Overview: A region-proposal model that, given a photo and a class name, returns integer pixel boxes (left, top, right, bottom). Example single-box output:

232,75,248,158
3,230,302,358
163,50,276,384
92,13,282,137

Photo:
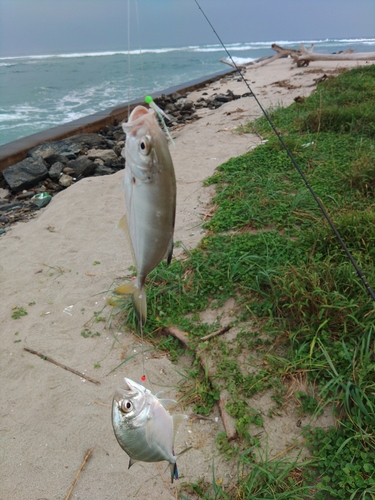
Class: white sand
0,58,370,499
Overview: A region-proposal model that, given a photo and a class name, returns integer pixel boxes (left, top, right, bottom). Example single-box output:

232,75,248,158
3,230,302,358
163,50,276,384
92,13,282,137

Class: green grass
11,306,28,319
109,65,375,499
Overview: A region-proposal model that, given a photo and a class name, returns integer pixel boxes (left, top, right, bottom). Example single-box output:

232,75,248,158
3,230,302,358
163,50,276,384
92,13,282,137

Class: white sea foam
228,56,256,65
1,37,374,146
1,38,374,62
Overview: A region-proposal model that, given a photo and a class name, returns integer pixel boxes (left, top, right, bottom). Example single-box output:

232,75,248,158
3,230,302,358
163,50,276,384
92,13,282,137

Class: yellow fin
114,281,147,325
106,297,121,307
117,214,128,233
114,282,136,295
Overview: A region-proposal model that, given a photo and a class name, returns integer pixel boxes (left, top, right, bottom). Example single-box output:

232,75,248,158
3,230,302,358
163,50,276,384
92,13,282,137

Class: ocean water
1,38,374,146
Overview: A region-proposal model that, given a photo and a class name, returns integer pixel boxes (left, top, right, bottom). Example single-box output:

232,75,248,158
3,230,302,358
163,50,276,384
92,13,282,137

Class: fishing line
126,0,147,381
134,0,147,382
134,0,146,98
193,0,375,303
126,0,131,114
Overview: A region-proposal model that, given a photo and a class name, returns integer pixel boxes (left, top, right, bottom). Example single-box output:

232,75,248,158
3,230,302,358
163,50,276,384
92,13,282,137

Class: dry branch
163,326,238,440
219,58,246,70
200,325,231,341
24,347,100,385
65,449,93,500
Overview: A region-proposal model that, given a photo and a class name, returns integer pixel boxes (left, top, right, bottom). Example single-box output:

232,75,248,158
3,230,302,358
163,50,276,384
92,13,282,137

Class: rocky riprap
0,131,126,233
0,86,244,234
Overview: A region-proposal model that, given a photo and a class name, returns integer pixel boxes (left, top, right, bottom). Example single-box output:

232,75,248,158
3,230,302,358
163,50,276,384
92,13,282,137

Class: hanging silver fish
112,377,186,483
114,105,176,325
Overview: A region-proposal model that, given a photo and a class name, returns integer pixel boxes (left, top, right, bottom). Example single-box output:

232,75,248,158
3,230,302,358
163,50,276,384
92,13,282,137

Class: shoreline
1,58,372,499
0,68,234,171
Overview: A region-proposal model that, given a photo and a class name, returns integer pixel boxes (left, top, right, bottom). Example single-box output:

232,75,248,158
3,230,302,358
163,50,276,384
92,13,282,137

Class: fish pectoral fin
106,297,121,307
114,282,147,325
117,214,128,233
114,282,137,295
128,457,138,469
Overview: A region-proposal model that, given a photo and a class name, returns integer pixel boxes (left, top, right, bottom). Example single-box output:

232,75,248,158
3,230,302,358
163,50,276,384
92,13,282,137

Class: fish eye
139,136,151,156
120,400,133,413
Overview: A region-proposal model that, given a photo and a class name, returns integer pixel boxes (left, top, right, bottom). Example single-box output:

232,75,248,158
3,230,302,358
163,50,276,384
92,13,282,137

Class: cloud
1,0,374,56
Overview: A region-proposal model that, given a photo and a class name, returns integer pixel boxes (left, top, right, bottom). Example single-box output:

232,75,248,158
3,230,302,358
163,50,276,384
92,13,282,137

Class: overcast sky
0,0,374,57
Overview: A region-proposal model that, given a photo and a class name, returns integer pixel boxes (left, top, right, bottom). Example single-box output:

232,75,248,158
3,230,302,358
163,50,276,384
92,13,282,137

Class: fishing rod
193,0,375,304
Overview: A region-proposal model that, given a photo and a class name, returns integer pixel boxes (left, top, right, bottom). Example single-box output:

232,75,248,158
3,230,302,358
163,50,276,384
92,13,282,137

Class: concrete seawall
0,68,234,172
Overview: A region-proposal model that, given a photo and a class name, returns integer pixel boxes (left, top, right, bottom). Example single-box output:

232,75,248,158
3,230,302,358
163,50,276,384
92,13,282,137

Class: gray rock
68,133,107,149
113,144,124,157
17,191,35,200
68,156,96,177
165,103,178,113
62,166,75,176
3,157,49,192
94,165,115,176
28,141,81,161
59,174,74,188
0,188,11,200
28,134,107,162
44,153,69,166
0,201,25,213
112,130,125,141
215,94,232,103
87,149,118,164
175,98,194,111
49,161,64,180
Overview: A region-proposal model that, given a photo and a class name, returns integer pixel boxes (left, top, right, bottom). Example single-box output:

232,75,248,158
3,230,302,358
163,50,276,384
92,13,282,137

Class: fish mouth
113,378,144,403
122,378,134,391
123,377,147,394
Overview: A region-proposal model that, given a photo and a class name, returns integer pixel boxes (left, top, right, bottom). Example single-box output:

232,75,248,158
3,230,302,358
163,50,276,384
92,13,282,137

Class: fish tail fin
114,281,147,325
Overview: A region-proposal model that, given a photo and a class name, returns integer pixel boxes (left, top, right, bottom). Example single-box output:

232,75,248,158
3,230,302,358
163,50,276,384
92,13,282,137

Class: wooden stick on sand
200,325,231,341
24,347,100,385
65,449,93,500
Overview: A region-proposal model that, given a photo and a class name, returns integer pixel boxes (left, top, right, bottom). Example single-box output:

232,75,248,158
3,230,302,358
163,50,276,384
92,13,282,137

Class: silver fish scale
112,378,176,468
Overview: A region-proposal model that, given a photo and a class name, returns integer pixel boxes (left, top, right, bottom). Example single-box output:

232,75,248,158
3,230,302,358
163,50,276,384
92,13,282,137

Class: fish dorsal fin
158,398,177,410
172,414,188,443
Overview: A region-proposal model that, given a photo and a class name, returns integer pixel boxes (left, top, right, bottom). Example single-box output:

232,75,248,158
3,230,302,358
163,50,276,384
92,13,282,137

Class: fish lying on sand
114,105,176,324
112,377,186,483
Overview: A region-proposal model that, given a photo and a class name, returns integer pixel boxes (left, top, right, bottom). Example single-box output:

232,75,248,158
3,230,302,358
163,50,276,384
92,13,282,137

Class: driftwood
291,43,375,67
219,58,246,70
220,42,375,69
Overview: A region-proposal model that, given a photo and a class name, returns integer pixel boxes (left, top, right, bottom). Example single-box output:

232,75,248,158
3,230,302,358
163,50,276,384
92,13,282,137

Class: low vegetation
110,65,375,499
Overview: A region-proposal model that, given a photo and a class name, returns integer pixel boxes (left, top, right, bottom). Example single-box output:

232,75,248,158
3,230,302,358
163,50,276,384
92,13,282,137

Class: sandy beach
0,58,370,500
